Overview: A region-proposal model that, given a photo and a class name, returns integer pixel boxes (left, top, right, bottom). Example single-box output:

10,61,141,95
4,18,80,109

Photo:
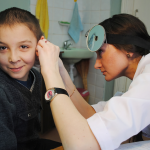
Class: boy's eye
0,46,7,51
21,45,28,49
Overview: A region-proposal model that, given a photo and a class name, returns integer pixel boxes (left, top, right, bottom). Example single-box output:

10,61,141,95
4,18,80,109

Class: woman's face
94,44,129,81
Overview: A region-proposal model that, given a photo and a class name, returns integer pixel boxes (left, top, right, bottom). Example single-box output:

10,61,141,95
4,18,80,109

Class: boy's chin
11,76,28,81
7,72,29,81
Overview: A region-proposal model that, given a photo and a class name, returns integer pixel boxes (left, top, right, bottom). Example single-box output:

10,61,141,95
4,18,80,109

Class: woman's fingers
36,38,61,73
38,38,51,48
37,37,60,55
38,38,60,54
58,57,64,69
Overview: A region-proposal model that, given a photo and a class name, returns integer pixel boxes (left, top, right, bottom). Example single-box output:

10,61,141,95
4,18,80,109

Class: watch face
45,89,55,100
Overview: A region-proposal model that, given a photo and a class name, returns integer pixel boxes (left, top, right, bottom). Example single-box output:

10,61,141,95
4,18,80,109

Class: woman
37,14,150,150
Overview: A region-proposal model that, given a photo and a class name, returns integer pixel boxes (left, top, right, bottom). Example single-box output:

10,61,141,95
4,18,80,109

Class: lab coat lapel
133,53,150,80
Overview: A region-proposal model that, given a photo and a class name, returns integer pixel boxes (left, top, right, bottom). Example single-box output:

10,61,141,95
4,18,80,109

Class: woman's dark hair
99,14,150,56
0,7,43,41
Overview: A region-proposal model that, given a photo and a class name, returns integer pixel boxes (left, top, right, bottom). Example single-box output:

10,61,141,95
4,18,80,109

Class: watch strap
45,87,69,103
55,88,69,96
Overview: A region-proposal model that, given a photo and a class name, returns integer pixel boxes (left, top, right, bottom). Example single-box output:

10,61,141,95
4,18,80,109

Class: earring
127,53,130,58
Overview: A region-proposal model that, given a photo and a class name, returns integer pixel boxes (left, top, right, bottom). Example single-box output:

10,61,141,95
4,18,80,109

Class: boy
0,7,61,150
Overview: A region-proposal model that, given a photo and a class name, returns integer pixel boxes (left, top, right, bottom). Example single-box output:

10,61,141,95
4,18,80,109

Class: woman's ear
129,52,134,57
127,52,134,58
36,36,44,56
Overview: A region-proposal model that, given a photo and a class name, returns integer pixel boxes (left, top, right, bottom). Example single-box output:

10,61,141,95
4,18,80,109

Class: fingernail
45,41,47,43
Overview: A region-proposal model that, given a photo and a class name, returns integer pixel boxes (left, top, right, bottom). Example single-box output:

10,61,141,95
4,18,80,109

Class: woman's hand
36,37,67,90
58,57,66,73
36,37,70,86
36,37,60,75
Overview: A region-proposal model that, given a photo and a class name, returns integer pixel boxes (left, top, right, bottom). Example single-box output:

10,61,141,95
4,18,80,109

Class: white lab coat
87,53,150,150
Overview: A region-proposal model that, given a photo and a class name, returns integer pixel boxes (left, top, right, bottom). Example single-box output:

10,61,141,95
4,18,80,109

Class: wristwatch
45,87,69,103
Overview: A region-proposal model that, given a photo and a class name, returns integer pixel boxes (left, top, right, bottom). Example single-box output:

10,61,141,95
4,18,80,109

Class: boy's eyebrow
18,40,32,44
0,40,32,44
0,41,5,44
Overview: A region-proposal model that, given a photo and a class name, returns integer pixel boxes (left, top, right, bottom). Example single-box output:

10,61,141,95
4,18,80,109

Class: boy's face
0,24,37,81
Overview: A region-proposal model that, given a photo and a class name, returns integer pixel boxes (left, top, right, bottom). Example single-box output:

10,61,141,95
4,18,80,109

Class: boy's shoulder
0,69,13,84
31,67,43,89
0,72,16,103
31,67,41,75
0,69,16,93
31,67,42,81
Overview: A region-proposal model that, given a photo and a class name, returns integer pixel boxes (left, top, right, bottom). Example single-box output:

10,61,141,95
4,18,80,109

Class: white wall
30,0,110,105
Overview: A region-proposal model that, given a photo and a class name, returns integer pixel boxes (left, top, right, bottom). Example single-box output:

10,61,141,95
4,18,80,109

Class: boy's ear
35,49,39,57
34,52,40,66
40,36,44,40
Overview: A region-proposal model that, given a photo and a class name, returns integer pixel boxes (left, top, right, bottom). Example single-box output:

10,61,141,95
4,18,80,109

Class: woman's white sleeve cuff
87,113,114,150
92,101,107,112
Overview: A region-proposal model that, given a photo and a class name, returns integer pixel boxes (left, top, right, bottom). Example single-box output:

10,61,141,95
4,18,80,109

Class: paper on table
115,141,150,150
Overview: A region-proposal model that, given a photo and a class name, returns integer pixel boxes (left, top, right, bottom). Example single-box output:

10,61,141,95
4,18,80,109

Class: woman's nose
94,58,102,69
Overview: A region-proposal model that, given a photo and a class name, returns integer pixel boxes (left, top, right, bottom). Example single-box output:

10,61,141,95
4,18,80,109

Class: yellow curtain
75,59,90,102
36,0,49,38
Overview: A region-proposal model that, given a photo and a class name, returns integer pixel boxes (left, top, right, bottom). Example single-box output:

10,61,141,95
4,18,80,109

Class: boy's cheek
0,58,7,66
22,52,36,64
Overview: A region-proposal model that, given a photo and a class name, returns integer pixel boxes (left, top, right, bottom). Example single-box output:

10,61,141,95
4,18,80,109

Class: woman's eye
98,50,103,57
21,45,28,49
99,50,102,55
0,46,7,51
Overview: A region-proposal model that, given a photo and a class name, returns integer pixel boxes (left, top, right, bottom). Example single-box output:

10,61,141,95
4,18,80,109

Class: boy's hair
0,7,43,41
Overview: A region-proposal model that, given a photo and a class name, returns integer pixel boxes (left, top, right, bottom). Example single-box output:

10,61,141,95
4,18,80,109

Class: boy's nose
9,51,20,63
94,58,102,69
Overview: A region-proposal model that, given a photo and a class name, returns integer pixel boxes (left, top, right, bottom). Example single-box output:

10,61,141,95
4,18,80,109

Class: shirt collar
133,53,150,80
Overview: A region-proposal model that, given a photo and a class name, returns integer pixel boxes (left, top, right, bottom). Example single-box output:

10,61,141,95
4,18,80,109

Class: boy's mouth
9,66,24,72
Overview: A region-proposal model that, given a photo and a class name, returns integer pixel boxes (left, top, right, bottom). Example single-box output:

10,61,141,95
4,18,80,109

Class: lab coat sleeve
91,92,124,113
87,65,150,150
92,101,107,112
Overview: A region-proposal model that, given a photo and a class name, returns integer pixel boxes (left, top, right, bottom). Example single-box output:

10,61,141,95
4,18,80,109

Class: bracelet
70,85,76,97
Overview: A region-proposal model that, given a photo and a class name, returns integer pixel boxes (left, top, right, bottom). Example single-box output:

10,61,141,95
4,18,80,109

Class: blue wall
0,0,30,12
110,0,122,17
